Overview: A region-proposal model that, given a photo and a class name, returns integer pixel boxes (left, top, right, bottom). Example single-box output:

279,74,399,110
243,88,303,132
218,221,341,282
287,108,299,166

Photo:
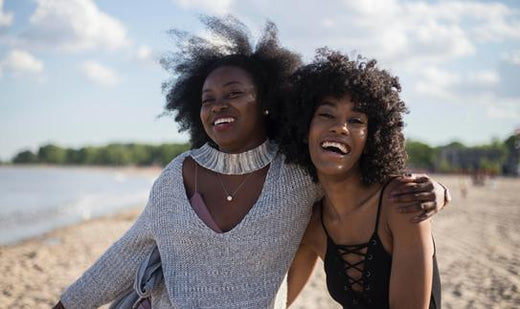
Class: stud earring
263,109,269,116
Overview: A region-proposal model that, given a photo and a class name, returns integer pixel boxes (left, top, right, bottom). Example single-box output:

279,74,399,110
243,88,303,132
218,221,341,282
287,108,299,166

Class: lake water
0,166,159,245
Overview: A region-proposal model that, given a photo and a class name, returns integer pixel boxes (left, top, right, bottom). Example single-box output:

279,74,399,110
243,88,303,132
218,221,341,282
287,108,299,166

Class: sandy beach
1,174,518,308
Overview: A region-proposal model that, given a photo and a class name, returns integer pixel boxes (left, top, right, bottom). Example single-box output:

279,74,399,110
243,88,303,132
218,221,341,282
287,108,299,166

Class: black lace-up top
321,182,441,309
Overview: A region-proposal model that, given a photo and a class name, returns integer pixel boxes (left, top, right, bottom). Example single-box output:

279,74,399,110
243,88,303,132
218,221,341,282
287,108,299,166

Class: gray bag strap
109,245,163,309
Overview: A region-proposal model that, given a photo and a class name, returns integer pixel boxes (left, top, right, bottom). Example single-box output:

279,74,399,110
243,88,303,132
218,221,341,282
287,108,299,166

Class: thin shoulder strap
374,177,399,233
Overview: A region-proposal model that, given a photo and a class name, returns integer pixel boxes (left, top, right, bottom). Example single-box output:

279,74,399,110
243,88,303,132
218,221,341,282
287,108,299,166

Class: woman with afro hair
54,17,447,309
284,49,442,308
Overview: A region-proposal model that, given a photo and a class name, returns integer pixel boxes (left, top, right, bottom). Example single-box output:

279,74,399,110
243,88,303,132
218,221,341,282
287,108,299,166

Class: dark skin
182,157,268,232
187,65,270,231
288,95,436,308
54,66,447,308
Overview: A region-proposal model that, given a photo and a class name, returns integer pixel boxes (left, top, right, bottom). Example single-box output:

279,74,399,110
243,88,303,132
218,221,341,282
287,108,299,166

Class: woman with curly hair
54,17,446,309
284,49,441,308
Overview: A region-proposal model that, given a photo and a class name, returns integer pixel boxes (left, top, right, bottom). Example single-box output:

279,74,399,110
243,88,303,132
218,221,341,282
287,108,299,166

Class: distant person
53,17,449,309
284,49,442,308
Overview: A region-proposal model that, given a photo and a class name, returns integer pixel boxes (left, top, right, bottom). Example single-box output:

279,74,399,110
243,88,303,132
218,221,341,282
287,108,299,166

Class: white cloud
80,61,120,86
175,0,233,14
502,50,520,65
136,45,152,61
413,66,461,99
0,0,13,27
228,0,518,68
21,0,129,52
467,70,500,86
1,49,44,74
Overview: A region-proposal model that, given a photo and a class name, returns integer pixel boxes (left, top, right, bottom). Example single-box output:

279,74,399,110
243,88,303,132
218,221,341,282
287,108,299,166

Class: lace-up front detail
333,241,370,293
320,199,389,308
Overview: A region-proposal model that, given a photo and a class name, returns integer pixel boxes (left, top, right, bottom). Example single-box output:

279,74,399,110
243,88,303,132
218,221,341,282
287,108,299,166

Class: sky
1,0,519,161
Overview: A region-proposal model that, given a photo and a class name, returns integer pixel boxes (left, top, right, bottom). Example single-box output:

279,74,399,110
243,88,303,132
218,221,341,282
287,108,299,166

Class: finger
420,201,438,212
392,181,434,196
391,192,435,203
410,175,431,183
397,201,437,214
411,209,436,223
396,201,423,213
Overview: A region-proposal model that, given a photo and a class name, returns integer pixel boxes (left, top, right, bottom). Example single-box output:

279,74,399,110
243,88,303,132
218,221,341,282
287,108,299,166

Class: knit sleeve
60,189,157,308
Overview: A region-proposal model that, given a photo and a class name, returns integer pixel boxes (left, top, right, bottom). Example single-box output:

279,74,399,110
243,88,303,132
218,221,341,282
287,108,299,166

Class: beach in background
0,171,518,308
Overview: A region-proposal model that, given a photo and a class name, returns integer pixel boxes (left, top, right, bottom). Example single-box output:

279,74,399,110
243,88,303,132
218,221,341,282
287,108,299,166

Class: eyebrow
318,101,336,108
318,101,366,115
202,81,243,93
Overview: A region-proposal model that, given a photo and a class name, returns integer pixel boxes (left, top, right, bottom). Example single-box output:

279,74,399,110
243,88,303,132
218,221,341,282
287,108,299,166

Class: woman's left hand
390,174,451,223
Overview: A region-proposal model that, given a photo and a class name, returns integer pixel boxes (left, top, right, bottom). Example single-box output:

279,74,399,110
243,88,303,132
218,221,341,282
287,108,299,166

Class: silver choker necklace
190,140,278,175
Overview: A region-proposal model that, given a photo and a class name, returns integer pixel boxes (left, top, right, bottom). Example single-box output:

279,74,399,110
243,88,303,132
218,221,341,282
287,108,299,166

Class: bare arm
287,242,319,307
287,204,325,307
386,194,435,309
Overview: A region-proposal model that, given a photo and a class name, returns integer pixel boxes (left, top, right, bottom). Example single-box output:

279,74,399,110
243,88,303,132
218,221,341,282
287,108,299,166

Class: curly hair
161,15,302,148
278,48,408,185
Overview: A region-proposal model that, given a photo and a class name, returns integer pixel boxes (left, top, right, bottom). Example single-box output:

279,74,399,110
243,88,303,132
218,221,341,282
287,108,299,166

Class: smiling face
308,94,368,180
200,65,267,153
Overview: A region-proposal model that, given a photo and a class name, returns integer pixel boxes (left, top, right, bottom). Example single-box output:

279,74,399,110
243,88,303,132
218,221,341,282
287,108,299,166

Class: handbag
109,245,163,309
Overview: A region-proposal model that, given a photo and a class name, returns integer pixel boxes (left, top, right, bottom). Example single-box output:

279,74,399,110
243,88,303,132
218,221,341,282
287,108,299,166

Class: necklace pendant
226,195,233,202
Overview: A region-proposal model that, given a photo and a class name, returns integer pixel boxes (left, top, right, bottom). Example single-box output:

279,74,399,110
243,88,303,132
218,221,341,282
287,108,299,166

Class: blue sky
1,0,519,161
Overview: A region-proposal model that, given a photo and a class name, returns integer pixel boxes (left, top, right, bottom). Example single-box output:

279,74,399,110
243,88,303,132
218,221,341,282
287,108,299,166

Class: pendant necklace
216,172,255,202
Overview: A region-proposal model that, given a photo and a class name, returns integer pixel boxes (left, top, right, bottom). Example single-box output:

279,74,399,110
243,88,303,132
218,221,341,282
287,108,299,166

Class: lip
318,137,351,157
212,115,236,132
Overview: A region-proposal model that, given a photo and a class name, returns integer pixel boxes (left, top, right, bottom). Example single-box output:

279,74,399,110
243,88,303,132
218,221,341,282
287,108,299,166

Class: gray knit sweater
61,150,321,309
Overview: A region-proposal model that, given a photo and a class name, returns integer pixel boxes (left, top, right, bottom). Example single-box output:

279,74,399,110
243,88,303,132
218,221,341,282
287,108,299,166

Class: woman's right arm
287,242,319,306
59,192,157,308
287,204,324,307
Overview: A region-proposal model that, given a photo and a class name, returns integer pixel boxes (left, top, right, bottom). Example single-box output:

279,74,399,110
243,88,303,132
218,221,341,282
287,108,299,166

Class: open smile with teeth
321,141,350,155
213,117,235,126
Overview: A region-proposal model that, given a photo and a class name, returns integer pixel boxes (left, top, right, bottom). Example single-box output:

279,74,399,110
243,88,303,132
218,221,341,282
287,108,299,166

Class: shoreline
1,175,519,308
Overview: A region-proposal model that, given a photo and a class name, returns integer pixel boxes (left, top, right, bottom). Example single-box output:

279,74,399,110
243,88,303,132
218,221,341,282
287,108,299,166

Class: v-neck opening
179,153,275,236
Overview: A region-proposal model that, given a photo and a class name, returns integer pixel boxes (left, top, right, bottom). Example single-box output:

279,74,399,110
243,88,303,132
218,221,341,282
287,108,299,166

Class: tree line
406,131,519,175
11,143,190,167
8,131,520,175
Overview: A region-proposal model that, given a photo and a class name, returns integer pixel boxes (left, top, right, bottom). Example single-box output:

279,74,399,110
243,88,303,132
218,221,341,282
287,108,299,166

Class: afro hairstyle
161,15,302,148
277,48,408,185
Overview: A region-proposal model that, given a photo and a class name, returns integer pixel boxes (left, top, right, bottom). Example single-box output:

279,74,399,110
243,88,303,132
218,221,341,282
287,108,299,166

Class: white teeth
214,117,235,125
321,141,349,155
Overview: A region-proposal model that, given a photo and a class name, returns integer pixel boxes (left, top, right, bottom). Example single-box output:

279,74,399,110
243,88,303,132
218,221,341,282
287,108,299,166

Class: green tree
37,144,67,164
77,147,100,165
98,144,132,165
13,150,38,163
128,144,154,165
406,140,435,170
154,143,190,166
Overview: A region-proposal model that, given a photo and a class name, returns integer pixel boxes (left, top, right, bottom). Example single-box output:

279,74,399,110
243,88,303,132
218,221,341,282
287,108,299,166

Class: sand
1,175,519,308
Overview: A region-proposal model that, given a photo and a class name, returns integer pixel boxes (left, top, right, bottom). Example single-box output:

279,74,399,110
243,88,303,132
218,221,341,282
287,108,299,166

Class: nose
330,120,350,135
211,97,229,113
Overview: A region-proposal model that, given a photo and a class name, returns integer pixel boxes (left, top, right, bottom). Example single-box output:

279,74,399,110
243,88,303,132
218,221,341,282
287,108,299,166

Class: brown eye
318,112,333,119
202,98,214,105
227,91,243,98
